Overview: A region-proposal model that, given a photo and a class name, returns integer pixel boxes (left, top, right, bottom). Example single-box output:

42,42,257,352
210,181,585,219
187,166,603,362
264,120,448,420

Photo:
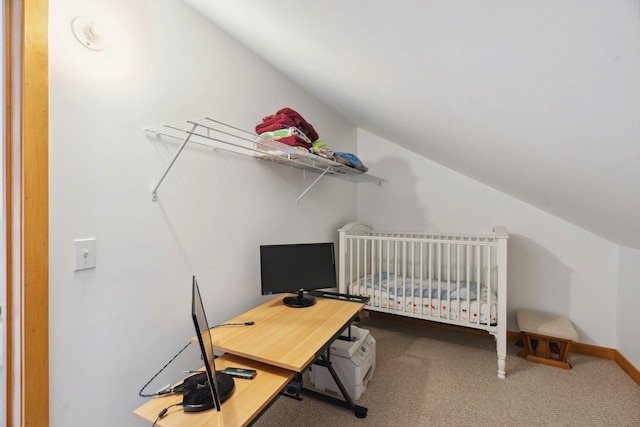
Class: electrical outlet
74,238,96,271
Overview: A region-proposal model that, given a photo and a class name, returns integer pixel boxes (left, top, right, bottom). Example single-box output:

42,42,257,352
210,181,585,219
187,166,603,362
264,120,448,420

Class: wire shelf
145,118,385,201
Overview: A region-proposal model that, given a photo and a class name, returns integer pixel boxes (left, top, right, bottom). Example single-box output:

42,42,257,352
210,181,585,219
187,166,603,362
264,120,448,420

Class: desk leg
281,373,303,401
302,352,367,418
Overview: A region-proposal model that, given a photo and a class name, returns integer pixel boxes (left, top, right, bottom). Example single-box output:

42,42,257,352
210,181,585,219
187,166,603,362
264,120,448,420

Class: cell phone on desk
221,367,257,379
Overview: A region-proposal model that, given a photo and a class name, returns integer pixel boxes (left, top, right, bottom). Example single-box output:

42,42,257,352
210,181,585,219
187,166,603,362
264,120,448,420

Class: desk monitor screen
189,276,235,412
260,242,336,308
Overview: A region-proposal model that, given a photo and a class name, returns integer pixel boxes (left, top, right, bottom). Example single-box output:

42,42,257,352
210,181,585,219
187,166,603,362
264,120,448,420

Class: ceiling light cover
71,17,106,51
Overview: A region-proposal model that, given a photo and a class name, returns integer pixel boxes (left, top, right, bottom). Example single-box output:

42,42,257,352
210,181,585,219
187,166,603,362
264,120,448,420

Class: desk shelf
146,118,385,201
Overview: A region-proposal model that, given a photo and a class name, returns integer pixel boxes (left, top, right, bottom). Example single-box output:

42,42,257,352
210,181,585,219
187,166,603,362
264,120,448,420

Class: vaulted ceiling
185,0,640,249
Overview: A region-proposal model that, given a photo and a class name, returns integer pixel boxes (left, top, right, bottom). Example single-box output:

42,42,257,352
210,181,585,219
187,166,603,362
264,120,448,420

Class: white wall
617,247,640,369
357,129,620,347
47,2,638,426
49,1,359,426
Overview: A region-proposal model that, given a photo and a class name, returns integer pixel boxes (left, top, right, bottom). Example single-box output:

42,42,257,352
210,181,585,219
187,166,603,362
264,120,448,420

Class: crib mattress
348,273,498,325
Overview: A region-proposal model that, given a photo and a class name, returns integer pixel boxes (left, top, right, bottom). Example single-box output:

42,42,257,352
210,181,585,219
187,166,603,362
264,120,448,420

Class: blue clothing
333,152,364,168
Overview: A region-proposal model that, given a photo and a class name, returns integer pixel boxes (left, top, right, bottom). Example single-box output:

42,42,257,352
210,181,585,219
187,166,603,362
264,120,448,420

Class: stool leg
557,340,572,364
517,332,532,359
536,337,549,358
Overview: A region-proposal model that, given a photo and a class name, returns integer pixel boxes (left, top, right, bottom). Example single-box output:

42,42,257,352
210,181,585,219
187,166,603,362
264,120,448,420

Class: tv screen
189,276,234,411
260,242,336,307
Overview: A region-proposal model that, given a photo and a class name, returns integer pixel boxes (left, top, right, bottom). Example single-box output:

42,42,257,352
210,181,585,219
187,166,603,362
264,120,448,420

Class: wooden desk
208,295,366,372
134,353,293,427
206,294,369,419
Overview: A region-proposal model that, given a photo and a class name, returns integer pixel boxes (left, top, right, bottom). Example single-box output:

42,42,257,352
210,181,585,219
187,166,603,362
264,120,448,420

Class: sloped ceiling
185,0,640,249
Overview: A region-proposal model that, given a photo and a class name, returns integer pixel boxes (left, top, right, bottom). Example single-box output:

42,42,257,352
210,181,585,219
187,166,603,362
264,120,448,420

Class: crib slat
485,244,491,324
465,244,471,325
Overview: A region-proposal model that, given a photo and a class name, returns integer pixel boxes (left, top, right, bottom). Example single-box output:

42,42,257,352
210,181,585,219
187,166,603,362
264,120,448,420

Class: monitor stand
183,372,235,412
283,290,316,308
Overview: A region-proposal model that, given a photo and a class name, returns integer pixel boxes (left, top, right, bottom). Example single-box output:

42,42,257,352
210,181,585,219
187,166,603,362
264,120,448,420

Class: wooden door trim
5,1,49,425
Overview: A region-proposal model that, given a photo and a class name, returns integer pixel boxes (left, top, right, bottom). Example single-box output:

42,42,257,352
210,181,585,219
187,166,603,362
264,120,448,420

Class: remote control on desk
221,367,256,379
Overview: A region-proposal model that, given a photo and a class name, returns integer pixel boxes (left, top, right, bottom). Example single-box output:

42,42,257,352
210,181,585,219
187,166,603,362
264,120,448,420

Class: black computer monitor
260,242,337,307
188,276,235,412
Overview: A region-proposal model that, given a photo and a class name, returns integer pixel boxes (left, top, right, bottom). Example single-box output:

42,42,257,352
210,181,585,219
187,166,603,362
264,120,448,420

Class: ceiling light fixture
71,17,106,51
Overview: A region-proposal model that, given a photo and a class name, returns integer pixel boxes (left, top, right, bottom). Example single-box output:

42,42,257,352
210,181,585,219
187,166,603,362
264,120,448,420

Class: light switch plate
74,238,96,271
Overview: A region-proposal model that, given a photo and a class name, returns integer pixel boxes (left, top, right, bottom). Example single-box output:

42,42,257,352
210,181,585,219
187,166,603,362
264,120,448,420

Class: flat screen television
260,242,337,308
187,276,235,412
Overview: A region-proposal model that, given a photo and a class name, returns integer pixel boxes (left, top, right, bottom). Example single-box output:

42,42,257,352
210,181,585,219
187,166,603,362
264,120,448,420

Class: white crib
338,222,509,378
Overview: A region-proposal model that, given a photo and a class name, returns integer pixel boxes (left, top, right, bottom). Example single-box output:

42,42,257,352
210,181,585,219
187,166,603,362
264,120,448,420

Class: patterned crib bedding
348,272,498,325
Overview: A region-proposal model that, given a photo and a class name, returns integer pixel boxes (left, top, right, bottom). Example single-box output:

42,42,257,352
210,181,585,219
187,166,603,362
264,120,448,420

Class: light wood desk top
134,353,293,427
205,295,366,372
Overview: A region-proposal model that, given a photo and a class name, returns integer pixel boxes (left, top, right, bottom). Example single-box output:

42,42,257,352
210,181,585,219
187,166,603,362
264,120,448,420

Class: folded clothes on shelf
334,152,368,173
255,107,319,142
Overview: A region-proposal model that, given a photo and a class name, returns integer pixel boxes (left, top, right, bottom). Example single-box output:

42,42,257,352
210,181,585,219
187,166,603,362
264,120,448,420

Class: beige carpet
253,314,640,427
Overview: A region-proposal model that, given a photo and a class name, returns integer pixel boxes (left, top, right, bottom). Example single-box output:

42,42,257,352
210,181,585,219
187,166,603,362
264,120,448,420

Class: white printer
309,325,376,400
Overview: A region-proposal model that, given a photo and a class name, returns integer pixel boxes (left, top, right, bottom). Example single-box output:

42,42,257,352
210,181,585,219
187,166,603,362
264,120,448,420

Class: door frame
4,1,49,426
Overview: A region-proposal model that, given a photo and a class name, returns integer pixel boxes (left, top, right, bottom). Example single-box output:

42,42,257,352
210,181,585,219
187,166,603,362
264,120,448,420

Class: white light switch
74,238,96,271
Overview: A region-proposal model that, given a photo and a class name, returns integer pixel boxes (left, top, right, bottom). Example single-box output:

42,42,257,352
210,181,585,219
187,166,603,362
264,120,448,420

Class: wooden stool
516,309,578,369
